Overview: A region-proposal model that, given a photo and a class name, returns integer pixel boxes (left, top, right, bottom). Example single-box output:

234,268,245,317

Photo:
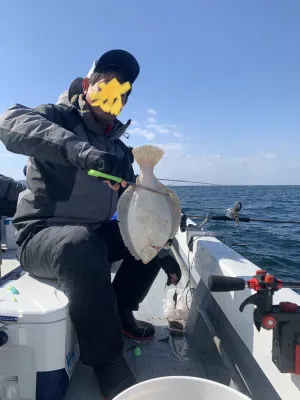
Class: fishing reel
180,201,244,232
209,271,300,375
226,201,243,226
181,201,300,229
179,202,247,251
180,212,232,251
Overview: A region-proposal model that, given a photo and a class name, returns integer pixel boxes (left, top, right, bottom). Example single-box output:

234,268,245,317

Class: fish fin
117,186,141,261
141,246,158,264
132,145,164,168
159,182,182,239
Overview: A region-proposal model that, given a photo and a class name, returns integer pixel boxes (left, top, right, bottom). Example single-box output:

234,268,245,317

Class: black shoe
119,309,155,340
93,354,136,400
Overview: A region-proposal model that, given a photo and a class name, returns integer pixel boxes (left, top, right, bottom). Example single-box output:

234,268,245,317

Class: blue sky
1,0,300,184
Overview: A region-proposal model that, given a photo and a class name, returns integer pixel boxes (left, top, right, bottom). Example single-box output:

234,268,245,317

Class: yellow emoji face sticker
89,78,131,116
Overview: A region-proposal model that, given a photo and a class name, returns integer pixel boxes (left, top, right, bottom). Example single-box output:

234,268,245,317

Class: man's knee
59,225,92,244
53,225,109,282
56,225,105,258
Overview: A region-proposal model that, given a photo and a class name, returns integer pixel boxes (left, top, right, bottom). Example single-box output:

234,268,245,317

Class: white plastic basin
113,376,250,400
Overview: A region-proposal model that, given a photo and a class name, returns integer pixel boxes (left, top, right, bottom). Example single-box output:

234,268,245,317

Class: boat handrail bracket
208,271,300,375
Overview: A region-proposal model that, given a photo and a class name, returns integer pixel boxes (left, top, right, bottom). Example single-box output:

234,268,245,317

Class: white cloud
145,124,170,134
228,152,276,164
228,156,252,163
147,108,157,115
124,111,295,184
258,152,276,160
144,133,156,140
145,124,157,130
152,142,185,152
162,124,176,129
128,127,155,141
145,120,180,137
130,143,298,185
157,127,170,134
128,110,182,141
147,117,157,124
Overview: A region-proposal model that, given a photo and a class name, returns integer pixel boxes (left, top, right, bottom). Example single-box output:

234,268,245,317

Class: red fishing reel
208,271,300,375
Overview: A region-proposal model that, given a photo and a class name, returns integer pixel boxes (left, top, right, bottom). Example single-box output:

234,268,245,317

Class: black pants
18,221,161,366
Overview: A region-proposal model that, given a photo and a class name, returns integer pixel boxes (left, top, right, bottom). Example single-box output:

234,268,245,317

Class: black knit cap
93,49,140,84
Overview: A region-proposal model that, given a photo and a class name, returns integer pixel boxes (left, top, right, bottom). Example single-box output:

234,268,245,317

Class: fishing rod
88,169,169,197
188,214,300,225
181,201,300,230
88,169,221,190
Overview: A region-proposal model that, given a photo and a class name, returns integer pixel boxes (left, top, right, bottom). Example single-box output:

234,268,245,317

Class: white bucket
112,376,250,400
4,218,17,250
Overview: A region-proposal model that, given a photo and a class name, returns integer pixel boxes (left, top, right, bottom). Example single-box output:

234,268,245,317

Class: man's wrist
157,248,171,260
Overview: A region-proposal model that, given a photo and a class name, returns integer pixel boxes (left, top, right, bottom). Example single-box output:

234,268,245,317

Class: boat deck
1,246,231,399
64,266,230,399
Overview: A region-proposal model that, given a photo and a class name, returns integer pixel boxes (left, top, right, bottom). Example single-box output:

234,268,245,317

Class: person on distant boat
0,49,181,399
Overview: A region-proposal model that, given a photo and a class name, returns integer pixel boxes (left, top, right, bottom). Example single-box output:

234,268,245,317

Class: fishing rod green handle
88,169,123,183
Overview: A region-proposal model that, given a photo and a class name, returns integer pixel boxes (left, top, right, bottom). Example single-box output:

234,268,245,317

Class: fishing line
158,178,222,186
125,275,168,347
173,235,201,311
185,236,201,309
167,182,177,187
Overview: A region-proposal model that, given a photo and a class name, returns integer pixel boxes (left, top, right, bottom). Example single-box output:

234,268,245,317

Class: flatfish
117,145,181,264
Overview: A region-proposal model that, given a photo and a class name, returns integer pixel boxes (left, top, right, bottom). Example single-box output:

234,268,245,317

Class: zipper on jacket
103,140,116,222
87,112,125,222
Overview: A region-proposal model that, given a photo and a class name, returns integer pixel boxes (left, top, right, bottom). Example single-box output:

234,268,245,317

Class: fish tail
132,145,164,168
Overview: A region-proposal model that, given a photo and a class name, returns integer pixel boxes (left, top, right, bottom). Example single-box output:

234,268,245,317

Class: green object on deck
88,169,123,183
7,286,19,302
8,286,19,295
134,346,141,357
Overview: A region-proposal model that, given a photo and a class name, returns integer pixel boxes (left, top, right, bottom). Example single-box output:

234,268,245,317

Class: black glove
158,254,182,286
86,150,130,183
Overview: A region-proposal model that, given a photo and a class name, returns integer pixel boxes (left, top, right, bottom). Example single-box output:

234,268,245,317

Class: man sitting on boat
0,49,182,399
